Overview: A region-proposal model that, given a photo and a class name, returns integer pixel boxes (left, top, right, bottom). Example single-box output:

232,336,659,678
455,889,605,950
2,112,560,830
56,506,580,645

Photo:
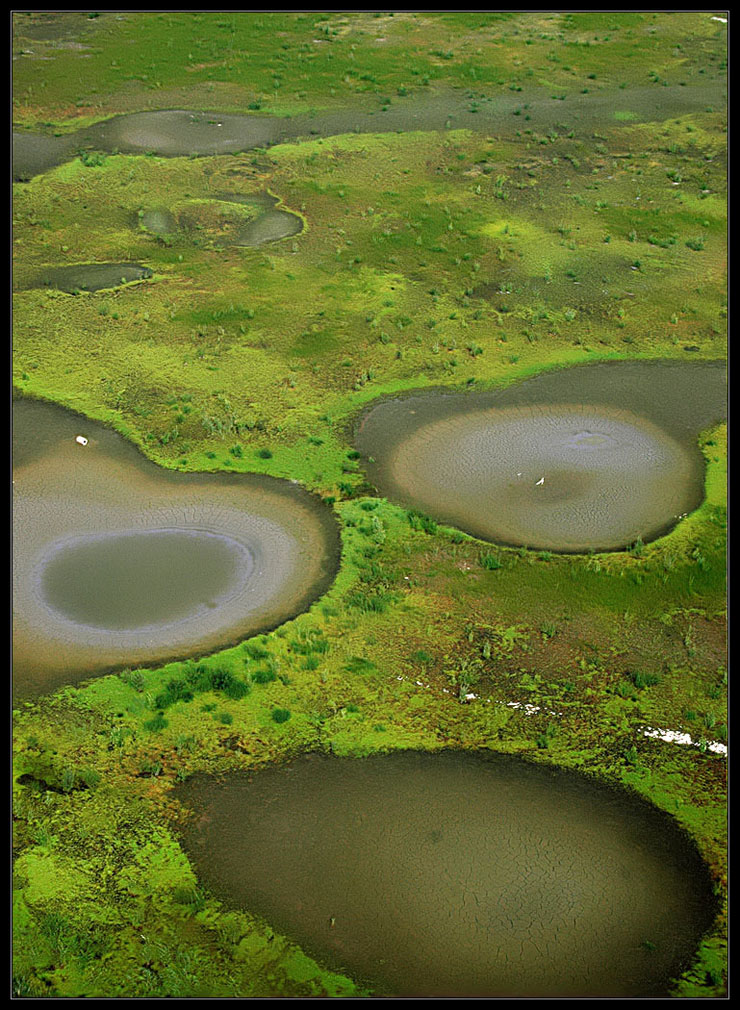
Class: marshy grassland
12,12,726,998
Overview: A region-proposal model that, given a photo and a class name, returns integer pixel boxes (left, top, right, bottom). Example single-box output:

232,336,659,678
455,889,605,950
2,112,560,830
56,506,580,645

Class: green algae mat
12,11,726,999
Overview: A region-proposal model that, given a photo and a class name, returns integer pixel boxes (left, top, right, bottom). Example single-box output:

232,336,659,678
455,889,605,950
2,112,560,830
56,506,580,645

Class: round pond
355,360,726,552
175,750,718,998
12,397,340,697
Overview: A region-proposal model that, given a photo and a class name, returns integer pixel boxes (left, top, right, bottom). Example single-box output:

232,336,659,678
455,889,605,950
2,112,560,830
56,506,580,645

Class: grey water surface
355,360,727,552
12,397,340,697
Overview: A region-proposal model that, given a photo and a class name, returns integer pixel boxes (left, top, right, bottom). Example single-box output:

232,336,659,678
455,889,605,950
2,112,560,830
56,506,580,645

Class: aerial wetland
12,11,726,1001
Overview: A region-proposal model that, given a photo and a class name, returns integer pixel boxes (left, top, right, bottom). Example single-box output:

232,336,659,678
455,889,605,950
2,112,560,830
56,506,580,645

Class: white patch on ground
643,725,727,756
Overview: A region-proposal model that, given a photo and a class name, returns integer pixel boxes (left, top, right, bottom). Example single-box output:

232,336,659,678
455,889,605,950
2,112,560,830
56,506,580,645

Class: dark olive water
12,397,340,698
18,262,152,293
140,209,177,235
355,360,727,552
12,80,725,180
39,529,252,630
233,208,303,247
175,750,718,998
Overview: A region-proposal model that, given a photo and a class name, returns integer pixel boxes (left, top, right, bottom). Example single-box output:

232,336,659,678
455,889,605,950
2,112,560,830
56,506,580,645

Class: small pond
175,750,718,998
19,262,152,293
140,209,177,236
233,208,303,247
12,397,340,698
355,360,726,552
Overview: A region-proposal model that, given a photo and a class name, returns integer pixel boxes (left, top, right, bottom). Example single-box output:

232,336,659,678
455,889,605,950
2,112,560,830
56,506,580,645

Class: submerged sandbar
356,360,727,552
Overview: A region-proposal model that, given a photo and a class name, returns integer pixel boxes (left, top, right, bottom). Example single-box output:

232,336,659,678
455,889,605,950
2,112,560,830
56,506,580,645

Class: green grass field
12,11,726,999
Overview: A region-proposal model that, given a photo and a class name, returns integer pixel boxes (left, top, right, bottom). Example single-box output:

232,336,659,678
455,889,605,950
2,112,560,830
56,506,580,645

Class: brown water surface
175,750,718,998
12,80,725,180
355,360,726,552
12,397,340,698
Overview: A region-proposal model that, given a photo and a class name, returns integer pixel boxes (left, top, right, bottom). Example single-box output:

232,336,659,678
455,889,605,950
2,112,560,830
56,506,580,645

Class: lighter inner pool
387,404,694,551
356,361,727,553
38,528,252,630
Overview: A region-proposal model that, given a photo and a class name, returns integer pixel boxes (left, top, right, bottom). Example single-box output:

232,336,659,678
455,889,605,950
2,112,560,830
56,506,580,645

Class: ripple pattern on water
12,398,340,697
388,404,694,551
356,361,727,552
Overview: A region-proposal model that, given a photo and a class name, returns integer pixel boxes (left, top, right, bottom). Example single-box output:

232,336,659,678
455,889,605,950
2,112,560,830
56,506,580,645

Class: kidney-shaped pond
175,750,718,998
12,398,340,698
356,360,727,552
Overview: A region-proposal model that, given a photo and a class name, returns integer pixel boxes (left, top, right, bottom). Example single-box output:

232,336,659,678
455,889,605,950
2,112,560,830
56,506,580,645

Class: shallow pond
12,80,724,180
175,750,718,998
19,262,152,293
233,208,303,247
140,209,177,236
355,360,726,552
39,529,252,630
12,398,340,698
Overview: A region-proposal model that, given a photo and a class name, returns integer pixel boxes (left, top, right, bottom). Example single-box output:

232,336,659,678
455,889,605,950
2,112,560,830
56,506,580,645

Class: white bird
535,477,545,486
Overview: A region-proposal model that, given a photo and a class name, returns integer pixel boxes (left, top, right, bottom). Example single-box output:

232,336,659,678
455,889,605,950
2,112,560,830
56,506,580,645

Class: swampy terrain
12,11,726,1000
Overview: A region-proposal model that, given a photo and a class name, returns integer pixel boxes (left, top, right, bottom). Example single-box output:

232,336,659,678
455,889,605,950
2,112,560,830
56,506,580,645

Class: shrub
244,641,270,660
144,711,169,732
155,678,194,709
271,708,291,723
630,670,660,689
345,588,397,613
407,509,438,534
480,551,502,570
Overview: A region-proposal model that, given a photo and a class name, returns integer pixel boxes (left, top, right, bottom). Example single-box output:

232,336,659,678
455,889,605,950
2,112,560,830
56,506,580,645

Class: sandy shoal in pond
176,750,718,998
386,403,696,551
12,403,338,697
356,360,727,553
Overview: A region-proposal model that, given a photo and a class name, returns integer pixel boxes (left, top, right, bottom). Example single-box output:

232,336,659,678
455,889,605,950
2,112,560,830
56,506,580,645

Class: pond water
12,397,340,698
19,262,152,293
233,208,303,247
355,360,726,552
12,79,724,180
140,209,177,235
175,750,718,998
39,528,252,630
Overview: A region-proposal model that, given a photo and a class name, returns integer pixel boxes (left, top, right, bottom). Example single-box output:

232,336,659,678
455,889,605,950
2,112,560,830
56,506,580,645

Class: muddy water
355,360,726,552
140,209,177,235
12,398,340,698
12,79,725,180
212,192,303,246
233,208,303,247
19,262,152,293
175,750,718,998
40,529,252,630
